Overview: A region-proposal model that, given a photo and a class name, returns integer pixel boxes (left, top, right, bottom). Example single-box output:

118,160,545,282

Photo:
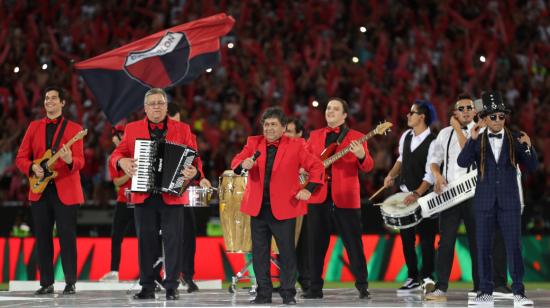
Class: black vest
399,131,435,191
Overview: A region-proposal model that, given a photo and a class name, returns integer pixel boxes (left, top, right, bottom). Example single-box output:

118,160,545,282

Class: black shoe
301,289,323,299
166,288,179,300
133,288,155,299
185,279,199,293
359,287,370,299
62,284,75,295
250,295,272,304
35,285,54,295
282,296,297,305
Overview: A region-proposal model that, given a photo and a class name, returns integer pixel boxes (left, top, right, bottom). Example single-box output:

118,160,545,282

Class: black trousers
110,202,135,271
181,206,196,280
400,215,438,281
435,199,478,291
31,184,78,287
295,214,310,290
251,205,297,299
307,200,368,292
134,195,183,290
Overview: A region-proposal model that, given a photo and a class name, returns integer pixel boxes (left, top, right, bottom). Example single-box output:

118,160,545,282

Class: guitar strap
51,118,68,154
336,126,349,145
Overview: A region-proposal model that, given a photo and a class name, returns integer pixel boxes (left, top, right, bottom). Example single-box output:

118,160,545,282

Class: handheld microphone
523,142,531,155
233,151,261,175
520,133,531,156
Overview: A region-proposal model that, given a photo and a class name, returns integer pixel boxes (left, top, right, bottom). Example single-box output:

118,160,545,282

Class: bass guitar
29,129,88,194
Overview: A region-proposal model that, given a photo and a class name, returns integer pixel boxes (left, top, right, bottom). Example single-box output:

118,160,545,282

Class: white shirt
428,121,475,183
397,128,435,192
487,129,505,162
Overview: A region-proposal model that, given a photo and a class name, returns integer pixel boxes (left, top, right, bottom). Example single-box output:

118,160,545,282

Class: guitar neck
45,137,80,168
323,131,375,167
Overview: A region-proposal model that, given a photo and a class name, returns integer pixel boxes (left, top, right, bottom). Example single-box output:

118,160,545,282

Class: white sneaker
424,288,447,301
99,271,119,282
513,294,534,306
468,293,494,306
422,277,436,293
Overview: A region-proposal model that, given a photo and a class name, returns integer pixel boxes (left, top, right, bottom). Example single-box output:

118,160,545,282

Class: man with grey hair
110,88,201,300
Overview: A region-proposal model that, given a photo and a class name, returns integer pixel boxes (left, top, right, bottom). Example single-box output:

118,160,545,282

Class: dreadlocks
479,127,517,180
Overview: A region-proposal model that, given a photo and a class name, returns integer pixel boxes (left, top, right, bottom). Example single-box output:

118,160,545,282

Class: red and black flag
75,13,235,124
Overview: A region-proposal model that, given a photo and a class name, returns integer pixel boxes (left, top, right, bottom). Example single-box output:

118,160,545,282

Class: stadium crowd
0,0,548,233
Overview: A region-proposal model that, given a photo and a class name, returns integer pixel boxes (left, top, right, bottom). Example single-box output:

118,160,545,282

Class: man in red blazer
303,97,374,300
110,88,200,300
15,86,85,295
231,107,324,305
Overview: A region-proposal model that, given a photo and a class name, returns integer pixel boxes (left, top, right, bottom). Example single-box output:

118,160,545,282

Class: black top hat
477,91,510,117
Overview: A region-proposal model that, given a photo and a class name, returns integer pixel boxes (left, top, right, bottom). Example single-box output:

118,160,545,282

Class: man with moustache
111,88,199,300
459,92,538,306
231,107,324,305
303,98,374,300
16,86,85,295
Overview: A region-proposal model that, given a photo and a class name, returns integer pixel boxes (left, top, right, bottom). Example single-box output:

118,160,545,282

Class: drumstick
369,186,387,201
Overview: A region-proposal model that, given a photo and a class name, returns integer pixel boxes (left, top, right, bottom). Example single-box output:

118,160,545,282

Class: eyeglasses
488,114,506,121
457,106,474,112
146,101,167,107
408,111,420,116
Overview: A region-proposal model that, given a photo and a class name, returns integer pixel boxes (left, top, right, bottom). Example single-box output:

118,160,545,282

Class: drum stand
127,231,166,294
228,253,280,295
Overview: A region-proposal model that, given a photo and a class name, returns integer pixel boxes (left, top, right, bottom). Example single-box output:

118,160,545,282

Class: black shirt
259,144,278,219
45,118,62,150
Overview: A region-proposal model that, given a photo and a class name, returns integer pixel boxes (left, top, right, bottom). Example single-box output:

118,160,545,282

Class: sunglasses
408,111,420,116
457,106,474,112
488,114,506,121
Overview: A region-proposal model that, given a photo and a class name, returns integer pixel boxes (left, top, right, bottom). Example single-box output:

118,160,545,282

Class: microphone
233,151,261,175
523,142,531,155
520,133,531,156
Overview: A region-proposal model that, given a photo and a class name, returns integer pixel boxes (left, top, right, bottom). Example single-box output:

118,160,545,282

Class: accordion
131,139,197,196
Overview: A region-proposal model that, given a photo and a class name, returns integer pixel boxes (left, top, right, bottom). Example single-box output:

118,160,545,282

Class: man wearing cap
458,91,538,306
384,100,437,294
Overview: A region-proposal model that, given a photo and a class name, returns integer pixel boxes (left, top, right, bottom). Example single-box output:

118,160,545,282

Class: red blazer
306,127,374,209
231,135,324,220
109,117,205,205
108,156,131,203
15,117,85,205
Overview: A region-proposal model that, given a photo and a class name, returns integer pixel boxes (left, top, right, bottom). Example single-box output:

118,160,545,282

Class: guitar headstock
374,121,393,135
73,129,88,141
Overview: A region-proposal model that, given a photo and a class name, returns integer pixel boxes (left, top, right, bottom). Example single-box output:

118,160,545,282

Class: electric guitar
300,121,392,184
29,129,88,194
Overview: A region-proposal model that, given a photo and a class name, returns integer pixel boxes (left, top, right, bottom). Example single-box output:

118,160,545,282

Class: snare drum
219,170,252,253
378,192,423,229
187,186,215,207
